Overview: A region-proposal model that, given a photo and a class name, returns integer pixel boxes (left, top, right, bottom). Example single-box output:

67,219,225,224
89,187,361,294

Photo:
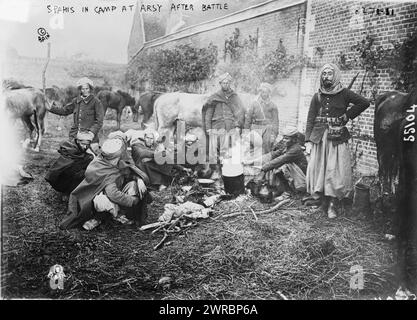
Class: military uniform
49,95,104,143
244,97,279,153
203,89,245,163
305,65,370,204
305,88,369,146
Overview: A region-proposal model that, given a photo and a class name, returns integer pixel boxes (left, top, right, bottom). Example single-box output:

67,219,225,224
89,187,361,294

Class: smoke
0,71,25,186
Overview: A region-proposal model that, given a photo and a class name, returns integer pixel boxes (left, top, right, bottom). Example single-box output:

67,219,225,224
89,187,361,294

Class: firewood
221,199,293,219
140,221,169,231
153,232,169,251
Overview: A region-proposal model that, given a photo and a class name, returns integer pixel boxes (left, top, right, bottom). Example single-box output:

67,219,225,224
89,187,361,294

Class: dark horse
132,91,161,128
96,90,136,130
374,88,417,293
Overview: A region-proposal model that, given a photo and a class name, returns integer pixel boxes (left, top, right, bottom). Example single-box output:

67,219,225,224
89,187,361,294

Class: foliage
336,33,417,94
262,43,312,82
383,32,417,92
220,32,312,93
127,43,218,91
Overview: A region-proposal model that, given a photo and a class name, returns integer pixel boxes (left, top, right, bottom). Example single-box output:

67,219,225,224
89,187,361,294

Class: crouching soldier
129,129,191,191
59,137,151,230
258,126,308,200
45,130,95,200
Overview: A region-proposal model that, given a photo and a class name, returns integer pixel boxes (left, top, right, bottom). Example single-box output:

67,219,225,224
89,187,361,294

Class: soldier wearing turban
46,77,104,152
59,135,151,230
128,128,189,191
244,82,279,154
304,63,370,218
45,129,95,197
257,125,307,199
202,72,245,175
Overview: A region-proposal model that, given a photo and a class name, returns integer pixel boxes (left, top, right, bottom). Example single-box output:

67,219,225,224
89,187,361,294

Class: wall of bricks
128,0,417,175
300,0,417,174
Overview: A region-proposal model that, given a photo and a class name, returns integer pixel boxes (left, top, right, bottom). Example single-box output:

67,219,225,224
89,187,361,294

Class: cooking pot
221,160,244,196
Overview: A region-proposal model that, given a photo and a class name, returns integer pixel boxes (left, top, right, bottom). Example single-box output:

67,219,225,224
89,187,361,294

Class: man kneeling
45,130,95,199
259,126,307,200
59,137,150,230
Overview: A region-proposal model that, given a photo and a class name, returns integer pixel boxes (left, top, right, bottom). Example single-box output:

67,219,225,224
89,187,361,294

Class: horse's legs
116,109,122,130
21,115,34,147
34,131,42,152
39,112,46,135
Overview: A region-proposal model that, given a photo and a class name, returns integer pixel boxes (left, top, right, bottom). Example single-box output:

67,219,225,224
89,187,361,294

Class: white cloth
76,77,93,88
306,129,352,199
93,192,119,217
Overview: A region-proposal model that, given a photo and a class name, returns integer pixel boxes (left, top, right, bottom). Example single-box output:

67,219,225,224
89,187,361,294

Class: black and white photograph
0,0,416,304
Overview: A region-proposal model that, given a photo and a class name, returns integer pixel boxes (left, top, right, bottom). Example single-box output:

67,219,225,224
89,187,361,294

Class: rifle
347,72,360,90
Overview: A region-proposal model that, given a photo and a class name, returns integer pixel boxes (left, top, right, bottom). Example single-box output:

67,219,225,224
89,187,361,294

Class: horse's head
117,90,136,107
44,87,66,109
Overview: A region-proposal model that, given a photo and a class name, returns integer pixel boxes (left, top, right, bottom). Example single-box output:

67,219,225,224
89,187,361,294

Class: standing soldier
305,63,370,218
202,73,245,173
244,82,279,154
46,77,104,153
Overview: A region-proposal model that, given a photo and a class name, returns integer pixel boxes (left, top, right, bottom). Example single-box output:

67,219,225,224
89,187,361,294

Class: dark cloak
201,89,245,133
45,140,94,194
59,156,149,229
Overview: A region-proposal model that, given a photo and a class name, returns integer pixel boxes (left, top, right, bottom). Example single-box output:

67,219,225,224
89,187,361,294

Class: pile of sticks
140,215,198,250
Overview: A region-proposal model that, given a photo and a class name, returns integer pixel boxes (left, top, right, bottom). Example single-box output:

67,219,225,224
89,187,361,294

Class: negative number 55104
403,104,416,142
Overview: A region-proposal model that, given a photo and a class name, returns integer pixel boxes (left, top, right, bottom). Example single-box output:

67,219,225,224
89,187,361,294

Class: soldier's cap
218,72,232,83
282,126,298,137
101,138,124,160
259,82,273,92
107,130,127,143
144,129,159,141
185,134,198,144
76,77,94,88
76,130,94,142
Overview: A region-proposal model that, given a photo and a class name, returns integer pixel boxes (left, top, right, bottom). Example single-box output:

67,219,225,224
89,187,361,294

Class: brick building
127,0,417,174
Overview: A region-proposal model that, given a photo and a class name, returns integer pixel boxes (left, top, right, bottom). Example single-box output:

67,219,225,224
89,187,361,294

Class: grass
1,114,398,299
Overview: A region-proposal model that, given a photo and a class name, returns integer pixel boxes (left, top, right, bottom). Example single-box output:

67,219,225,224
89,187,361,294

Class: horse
131,91,162,128
3,87,47,151
374,88,417,293
96,90,136,130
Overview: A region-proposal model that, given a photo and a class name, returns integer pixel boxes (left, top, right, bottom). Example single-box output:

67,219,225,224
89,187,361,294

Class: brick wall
300,0,417,174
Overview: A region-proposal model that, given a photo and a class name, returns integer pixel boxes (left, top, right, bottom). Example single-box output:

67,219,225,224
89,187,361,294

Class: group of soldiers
201,63,369,218
45,62,370,230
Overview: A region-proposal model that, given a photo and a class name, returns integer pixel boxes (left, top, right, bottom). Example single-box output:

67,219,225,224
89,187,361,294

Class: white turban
259,82,273,92
144,129,159,141
218,72,232,83
185,134,198,144
76,130,94,142
107,130,127,143
282,126,298,137
101,139,124,160
76,77,94,88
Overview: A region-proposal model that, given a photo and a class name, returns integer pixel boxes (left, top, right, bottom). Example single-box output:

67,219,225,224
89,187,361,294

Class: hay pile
156,196,395,299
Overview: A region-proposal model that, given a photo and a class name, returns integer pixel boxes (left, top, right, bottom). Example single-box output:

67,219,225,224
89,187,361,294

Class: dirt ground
1,113,399,300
